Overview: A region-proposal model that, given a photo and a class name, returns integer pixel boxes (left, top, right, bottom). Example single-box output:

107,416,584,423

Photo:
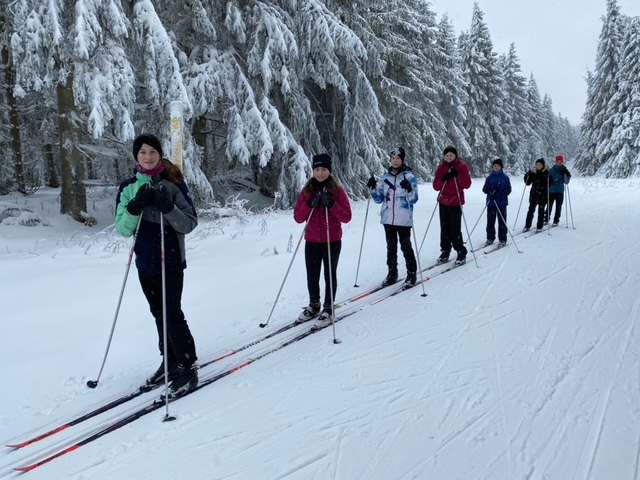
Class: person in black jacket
523,158,552,232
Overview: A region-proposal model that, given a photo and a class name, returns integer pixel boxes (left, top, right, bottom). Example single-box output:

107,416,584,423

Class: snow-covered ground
1,171,639,480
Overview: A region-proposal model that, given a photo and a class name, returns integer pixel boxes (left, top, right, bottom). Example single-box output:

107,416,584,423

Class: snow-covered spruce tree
130,0,213,205
575,0,625,175
524,75,546,163
498,44,534,173
240,0,313,206
432,14,470,170
458,3,508,175
598,16,640,177
10,0,137,222
541,95,560,157
298,0,385,198
351,0,444,180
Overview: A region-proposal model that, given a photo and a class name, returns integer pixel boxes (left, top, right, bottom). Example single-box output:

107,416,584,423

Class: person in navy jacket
367,147,419,288
482,159,512,246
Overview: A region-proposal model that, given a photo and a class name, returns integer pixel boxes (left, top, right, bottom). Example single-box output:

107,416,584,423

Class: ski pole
465,204,487,246
493,200,522,253
512,183,527,230
259,209,314,328
417,186,443,254
353,195,371,287
87,215,143,390
453,178,478,267
325,204,340,344
566,184,575,229
159,209,176,422
546,174,551,235
411,225,427,298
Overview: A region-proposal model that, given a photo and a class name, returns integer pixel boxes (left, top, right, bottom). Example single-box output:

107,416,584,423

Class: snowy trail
3,179,640,479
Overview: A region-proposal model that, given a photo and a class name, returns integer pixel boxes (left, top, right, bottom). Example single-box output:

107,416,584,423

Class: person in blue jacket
115,133,198,398
546,155,571,226
482,159,512,246
367,147,419,289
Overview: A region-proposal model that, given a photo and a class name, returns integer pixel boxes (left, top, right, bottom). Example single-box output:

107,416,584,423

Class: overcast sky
429,0,640,125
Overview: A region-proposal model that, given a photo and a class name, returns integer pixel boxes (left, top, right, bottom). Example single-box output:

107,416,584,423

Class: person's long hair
161,158,185,185
302,175,339,197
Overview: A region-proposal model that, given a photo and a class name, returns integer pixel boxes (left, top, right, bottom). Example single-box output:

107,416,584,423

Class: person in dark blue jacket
482,159,512,246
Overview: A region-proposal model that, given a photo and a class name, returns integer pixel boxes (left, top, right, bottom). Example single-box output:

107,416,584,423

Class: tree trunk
44,143,59,188
57,74,87,222
1,31,26,193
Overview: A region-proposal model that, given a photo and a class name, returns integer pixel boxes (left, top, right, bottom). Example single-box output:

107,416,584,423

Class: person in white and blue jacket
482,159,512,246
367,147,419,289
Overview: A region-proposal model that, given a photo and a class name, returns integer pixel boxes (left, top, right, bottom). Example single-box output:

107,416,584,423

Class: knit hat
312,153,332,172
443,146,458,157
555,155,565,163
535,158,545,166
390,147,405,162
133,133,164,160
492,158,503,169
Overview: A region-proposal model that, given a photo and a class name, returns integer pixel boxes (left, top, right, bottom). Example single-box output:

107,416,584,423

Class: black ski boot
167,364,198,398
402,272,417,290
382,270,398,287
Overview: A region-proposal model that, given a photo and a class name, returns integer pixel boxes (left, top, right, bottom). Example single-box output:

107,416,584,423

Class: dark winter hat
390,147,406,162
312,153,332,172
443,145,458,157
133,133,164,160
535,158,545,166
555,155,565,162
492,158,504,169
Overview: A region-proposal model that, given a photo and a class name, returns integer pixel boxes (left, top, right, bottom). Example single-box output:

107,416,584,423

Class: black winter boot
382,270,398,287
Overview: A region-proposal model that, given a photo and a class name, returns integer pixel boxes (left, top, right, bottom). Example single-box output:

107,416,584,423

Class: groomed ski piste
2,173,640,479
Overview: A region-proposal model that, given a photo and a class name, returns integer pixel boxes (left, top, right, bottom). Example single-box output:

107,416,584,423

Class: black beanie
443,145,458,157
312,153,332,172
492,158,503,169
133,133,164,160
390,147,405,162
535,158,545,166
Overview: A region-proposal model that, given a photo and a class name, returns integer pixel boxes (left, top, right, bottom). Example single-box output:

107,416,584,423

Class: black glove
154,185,174,214
367,176,377,189
126,184,155,216
320,192,335,208
441,167,458,182
307,194,322,209
524,172,531,184
399,179,412,193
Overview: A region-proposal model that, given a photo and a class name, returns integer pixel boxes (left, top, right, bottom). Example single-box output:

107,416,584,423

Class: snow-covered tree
458,3,508,174
432,14,470,167
498,44,534,172
598,16,640,177
11,0,136,221
576,0,625,174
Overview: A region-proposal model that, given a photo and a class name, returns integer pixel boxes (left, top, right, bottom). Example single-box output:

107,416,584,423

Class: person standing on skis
115,133,199,398
293,153,352,327
433,146,472,266
367,147,419,289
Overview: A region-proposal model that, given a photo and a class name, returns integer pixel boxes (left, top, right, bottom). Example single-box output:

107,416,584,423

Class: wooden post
170,101,184,172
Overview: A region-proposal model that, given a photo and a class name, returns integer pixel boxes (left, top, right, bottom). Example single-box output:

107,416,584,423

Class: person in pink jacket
432,146,472,265
293,154,352,325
